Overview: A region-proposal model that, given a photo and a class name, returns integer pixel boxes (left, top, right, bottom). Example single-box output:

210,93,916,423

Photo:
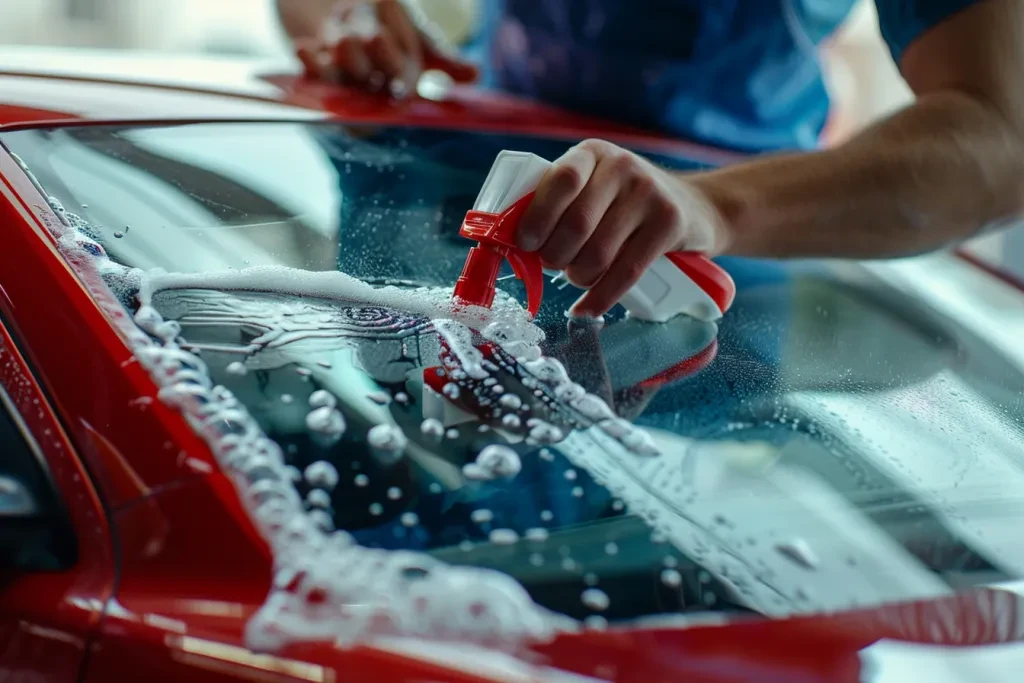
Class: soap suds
42,198,758,658
39,201,569,652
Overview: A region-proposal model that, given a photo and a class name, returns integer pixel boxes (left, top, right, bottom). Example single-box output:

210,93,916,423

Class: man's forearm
691,91,1024,259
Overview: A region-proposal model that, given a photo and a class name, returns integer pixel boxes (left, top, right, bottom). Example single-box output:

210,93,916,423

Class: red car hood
4,46,1022,683
151,585,1024,683
0,46,738,164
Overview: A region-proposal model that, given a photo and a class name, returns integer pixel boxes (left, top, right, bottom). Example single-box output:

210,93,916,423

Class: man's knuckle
629,172,659,196
563,207,598,238
650,195,681,224
578,138,607,154
623,259,647,282
551,165,586,194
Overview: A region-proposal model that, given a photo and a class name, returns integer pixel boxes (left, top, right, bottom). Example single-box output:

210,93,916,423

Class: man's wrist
683,172,752,257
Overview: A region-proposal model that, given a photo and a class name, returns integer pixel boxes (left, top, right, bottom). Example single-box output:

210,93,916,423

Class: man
277,0,1024,319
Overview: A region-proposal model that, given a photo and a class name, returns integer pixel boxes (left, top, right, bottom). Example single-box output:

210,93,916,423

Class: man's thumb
422,42,479,83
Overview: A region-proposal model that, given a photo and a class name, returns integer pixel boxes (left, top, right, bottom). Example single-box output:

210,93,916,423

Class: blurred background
0,0,1016,274
0,0,910,139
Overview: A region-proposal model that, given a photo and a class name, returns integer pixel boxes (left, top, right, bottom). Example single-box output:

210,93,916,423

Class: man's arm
691,0,1024,258
518,0,1024,317
275,0,477,89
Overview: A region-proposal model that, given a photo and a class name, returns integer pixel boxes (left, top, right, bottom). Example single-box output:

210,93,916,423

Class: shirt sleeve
875,0,985,66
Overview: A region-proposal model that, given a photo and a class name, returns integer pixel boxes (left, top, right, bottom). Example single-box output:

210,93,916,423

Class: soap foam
42,200,570,653
44,198,740,657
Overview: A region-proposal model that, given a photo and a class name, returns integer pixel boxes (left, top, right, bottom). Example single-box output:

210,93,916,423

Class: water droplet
280,394,294,404
528,420,563,444
529,553,545,567
428,482,442,494
400,512,419,527
571,486,584,498
304,461,339,490
663,556,679,568
354,474,369,487
464,444,522,481
308,390,336,409
539,448,554,462
561,558,578,571
305,406,346,439
386,486,403,500
581,588,610,612
540,510,554,522
499,393,522,410
445,428,459,440
442,383,460,399
284,465,302,482
225,361,247,376
369,502,384,516
367,390,391,405
660,568,683,588
611,500,625,512
419,418,444,440
583,615,608,631
308,509,334,531
604,542,619,556
113,230,124,239
394,392,409,404
306,489,331,509
774,538,819,570
489,528,519,545
524,528,549,542
501,414,521,429
563,468,577,481
470,508,493,525
583,572,599,586
459,540,474,552
367,424,408,464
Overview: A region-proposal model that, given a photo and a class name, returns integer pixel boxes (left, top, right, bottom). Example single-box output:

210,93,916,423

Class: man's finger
379,0,421,55
570,226,671,319
422,41,480,83
333,36,372,82
365,27,406,80
565,192,646,287
538,155,624,269
518,145,598,252
296,41,320,79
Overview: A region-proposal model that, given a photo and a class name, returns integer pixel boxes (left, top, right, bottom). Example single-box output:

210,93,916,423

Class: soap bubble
304,461,339,490
581,588,610,612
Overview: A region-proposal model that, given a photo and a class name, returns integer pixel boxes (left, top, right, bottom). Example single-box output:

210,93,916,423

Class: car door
0,317,116,683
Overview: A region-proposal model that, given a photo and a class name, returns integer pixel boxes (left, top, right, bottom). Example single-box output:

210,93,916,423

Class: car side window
0,386,76,571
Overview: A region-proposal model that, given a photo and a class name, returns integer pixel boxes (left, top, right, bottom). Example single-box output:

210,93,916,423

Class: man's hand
280,0,478,96
517,140,729,318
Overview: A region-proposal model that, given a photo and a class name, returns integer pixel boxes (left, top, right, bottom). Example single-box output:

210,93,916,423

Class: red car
2,47,1024,683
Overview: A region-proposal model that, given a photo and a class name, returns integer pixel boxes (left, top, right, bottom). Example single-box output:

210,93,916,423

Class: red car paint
0,50,1022,683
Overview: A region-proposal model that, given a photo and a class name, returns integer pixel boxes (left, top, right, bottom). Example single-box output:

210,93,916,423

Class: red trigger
506,248,543,318
454,192,545,318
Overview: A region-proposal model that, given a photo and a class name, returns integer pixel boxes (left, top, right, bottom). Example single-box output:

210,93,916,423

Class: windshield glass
5,122,1024,631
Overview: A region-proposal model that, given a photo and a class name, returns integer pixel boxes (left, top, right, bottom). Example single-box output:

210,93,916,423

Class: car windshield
5,122,1024,630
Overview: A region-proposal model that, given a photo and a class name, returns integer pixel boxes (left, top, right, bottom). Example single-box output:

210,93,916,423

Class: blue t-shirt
464,0,981,152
